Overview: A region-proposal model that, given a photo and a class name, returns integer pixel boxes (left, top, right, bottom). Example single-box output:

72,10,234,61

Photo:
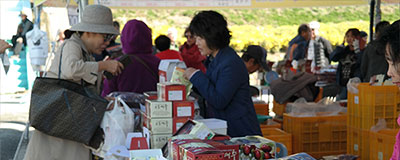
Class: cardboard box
173,120,215,140
144,91,158,100
158,59,187,83
157,82,186,101
151,133,172,149
142,115,173,134
145,99,172,118
196,118,227,135
173,139,239,160
173,117,192,134
173,101,194,118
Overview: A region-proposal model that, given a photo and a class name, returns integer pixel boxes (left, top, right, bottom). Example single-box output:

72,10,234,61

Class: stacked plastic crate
347,83,400,159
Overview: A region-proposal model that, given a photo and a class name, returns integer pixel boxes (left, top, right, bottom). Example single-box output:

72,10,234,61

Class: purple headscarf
101,19,160,97
121,19,153,55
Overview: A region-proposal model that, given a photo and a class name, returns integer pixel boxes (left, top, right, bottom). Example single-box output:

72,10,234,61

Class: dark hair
184,27,190,35
345,28,360,37
155,35,171,51
298,24,310,35
241,54,256,64
189,10,231,50
379,21,400,65
375,21,390,39
113,21,120,29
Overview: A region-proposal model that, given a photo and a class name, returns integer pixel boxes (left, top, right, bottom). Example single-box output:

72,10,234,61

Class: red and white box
157,82,186,101
158,60,187,83
142,114,173,134
144,99,172,118
173,101,194,118
144,91,158,100
172,139,238,160
173,117,192,134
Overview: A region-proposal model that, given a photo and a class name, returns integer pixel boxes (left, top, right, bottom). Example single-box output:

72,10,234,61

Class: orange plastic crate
347,126,370,159
370,129,398,160
273,100,286,116
283,113,347,158
261,128,292,154
347,83,400,129
254,103,269,115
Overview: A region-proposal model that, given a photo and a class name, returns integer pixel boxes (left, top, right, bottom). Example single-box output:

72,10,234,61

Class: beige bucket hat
69,4,119,35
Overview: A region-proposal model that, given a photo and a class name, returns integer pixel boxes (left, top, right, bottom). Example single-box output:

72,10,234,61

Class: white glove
353,39,360,53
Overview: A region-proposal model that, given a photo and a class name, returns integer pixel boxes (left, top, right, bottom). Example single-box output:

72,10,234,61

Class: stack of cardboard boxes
142,82,195,149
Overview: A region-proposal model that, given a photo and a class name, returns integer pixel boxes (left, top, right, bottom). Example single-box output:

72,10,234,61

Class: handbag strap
129,54,158,81
58,39,89,86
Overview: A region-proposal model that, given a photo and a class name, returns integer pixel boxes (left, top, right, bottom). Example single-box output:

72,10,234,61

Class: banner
91,0,369,9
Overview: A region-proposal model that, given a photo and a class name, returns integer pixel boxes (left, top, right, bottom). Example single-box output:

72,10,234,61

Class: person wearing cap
307,21,333,72
183,11,262,137
11,9,33,54
24,5,123,160
241,45,270,74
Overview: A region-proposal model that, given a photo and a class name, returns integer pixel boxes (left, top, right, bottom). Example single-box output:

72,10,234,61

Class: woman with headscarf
101,19,160,96
24,5,123,160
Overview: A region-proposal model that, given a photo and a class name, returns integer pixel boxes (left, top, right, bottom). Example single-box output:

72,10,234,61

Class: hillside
111,4,399,55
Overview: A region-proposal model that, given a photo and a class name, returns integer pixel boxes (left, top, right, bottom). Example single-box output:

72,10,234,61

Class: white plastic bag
347,77,361,94
95,97,135,159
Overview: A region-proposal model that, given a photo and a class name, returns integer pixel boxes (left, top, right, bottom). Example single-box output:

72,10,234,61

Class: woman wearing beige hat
24,5,123,160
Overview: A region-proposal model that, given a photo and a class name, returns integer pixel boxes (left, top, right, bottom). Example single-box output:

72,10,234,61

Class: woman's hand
184,67,199,80
98,60,124,76
0,39,12,54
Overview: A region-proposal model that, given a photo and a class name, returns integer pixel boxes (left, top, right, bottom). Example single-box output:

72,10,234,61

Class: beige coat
24,33,101,160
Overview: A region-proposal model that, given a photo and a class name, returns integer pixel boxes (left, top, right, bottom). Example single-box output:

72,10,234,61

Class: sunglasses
185,34,194,39
101,34,115,42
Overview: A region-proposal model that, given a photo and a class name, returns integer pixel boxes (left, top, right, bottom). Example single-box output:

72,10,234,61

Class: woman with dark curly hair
183,10,261,137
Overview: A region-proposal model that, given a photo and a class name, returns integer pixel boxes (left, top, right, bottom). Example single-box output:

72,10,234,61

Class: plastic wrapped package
106,92,146,108
370,118,387,132
170,67,193,98
106,92,145,132
286,97,347,117
347,77,361,94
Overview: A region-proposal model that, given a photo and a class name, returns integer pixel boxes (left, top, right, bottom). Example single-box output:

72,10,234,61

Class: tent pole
370,0,375,42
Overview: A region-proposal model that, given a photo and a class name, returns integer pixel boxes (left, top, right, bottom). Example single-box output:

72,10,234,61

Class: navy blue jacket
286,35,309,60
190,47,262,137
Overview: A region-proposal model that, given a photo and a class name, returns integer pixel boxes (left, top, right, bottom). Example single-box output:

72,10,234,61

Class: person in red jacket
180,28,206,73
155,35,183,61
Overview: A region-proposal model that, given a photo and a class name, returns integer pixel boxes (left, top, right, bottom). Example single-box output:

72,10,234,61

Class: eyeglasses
185,34,194,39
101,34,115,42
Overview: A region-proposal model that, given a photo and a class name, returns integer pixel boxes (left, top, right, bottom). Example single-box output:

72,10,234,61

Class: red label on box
158,83,186,101
173,117,192,134
130,137,149,150
173,101,194,118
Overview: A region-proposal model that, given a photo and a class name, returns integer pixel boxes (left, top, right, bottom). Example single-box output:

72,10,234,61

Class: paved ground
0,91,33,160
